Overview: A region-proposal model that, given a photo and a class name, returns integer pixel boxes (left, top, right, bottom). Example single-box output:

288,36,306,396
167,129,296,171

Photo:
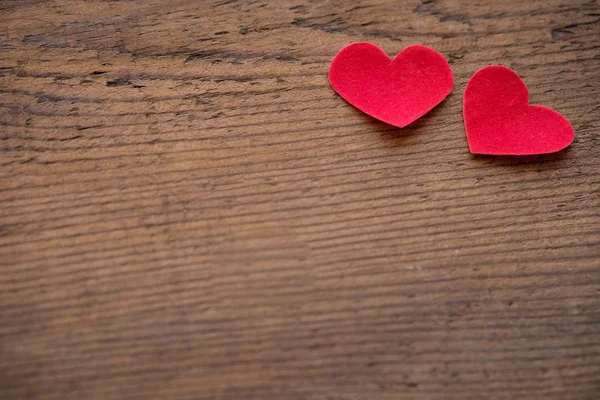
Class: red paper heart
463,66,574,155
329,42,454,128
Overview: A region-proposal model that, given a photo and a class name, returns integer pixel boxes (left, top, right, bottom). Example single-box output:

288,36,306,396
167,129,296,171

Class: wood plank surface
1,0,599,399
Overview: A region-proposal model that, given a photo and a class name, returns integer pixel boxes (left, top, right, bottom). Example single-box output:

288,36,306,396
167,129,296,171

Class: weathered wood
1,0,599,399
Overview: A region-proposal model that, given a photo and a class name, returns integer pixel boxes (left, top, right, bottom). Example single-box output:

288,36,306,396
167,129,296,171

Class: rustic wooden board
1,0,599,399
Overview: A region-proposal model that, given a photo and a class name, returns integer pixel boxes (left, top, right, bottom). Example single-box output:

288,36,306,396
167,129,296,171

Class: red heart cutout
463,66,574,155
329,42,454,128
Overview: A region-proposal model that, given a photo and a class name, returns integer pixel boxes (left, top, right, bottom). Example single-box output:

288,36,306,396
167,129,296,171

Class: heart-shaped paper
329,42,454,128
463,66,574,155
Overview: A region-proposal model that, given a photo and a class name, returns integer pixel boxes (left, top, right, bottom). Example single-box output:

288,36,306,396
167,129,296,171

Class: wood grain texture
1,0,599,399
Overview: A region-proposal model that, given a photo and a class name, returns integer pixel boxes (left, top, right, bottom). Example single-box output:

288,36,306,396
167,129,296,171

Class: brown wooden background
1,0,599,399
